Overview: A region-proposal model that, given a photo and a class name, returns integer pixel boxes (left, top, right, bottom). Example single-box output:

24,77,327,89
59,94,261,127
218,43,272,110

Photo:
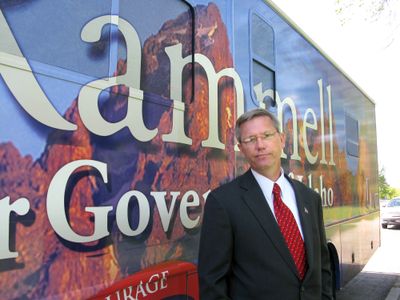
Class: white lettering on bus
254,80,336,166
47,160,113,242
1,160,208,259
1,12,336,162
307,173,334,207
1,14,245,149
164,43,245,150
0,196,30,259
104,270,169,300
288,172,334,208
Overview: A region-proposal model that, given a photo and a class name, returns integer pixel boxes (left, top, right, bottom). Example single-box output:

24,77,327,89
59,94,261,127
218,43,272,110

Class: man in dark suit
198,108,333,299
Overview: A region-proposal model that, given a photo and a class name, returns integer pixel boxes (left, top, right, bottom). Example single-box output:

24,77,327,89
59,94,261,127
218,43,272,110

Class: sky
272,0,400,187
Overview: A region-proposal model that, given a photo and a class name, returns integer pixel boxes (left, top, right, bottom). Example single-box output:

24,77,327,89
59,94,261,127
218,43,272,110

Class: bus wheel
330,258,337,299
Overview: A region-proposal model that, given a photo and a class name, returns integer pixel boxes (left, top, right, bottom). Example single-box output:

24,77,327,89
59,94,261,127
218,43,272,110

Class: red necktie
273,183,308,280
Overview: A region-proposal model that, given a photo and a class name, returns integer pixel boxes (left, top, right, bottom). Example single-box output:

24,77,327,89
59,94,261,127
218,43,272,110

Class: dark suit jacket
198,170,333,300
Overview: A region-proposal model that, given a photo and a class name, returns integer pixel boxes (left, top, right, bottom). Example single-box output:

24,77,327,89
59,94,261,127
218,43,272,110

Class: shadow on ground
336,271,398,300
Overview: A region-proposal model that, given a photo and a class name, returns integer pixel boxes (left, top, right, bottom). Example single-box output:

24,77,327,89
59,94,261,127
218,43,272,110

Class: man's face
237,116,285,179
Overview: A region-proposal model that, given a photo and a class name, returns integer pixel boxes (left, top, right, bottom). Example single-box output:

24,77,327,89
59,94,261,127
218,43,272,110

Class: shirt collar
251,168,285,196
251,168,285,183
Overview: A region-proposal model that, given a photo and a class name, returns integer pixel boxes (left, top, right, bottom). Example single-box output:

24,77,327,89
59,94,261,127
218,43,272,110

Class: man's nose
255,137,267,148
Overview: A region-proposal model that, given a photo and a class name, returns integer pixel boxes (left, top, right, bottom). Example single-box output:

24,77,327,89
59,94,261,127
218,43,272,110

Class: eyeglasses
240,131,278,145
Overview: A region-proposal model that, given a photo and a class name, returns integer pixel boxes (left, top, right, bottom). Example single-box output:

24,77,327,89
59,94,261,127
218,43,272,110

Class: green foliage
379,168,399,199
334,0,398,49
335,0,391,25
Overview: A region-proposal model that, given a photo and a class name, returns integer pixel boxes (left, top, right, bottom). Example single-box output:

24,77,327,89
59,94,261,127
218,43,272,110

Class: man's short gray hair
235,108,281,143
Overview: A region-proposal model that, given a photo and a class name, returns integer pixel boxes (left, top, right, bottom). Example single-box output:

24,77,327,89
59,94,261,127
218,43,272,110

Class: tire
382,223,388,229
328,244,338,299
331,261,337,299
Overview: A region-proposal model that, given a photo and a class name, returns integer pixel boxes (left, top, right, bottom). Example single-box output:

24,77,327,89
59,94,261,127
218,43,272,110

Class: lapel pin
304,207,309,214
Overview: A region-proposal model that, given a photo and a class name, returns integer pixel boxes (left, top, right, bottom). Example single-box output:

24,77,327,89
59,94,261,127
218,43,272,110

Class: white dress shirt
251,169,304,239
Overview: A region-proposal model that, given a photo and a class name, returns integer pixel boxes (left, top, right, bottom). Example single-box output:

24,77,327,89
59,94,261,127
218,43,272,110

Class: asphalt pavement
336,225,400,300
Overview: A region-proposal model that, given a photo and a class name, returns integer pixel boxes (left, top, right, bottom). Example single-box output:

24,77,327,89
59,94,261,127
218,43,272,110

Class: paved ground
336,225,400,300
336,272,399,299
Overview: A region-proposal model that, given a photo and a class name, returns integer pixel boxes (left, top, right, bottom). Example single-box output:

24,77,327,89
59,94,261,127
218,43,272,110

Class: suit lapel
286,175,315,279
239,171,299,276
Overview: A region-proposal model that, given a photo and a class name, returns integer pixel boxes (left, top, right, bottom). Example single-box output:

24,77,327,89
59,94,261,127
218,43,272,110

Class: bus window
250,12,276,106
345,114,360,157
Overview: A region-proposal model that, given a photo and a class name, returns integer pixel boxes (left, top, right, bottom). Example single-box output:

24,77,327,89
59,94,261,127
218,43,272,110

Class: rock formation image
0,3,237,299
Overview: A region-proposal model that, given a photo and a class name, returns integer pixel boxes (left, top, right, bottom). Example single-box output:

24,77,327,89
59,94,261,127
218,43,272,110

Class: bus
0,0,379,299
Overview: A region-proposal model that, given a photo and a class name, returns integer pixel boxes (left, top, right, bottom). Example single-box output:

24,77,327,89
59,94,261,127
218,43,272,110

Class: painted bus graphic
0,0,378,298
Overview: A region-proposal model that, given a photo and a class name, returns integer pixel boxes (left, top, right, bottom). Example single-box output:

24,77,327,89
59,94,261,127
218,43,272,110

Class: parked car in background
381,198,400,228
380,199,390,209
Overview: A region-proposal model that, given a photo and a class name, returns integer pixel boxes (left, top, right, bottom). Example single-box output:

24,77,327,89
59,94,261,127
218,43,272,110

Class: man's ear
237,142,243,153
279,132,286,149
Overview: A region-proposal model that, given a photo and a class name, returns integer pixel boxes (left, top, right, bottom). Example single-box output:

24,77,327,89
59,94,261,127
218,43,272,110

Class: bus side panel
0,1,236,299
